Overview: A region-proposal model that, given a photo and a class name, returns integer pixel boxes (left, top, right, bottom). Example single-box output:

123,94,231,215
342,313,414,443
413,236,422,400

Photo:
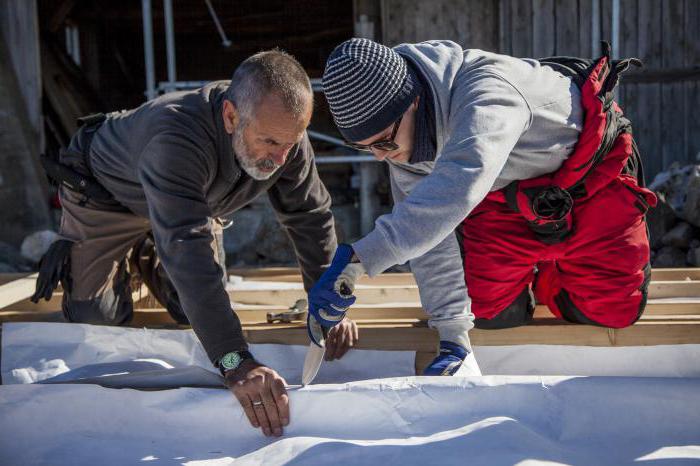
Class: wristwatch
218,350,253,375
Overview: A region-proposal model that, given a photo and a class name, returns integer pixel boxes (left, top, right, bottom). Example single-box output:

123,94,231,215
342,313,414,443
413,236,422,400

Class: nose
371,147,388,161
269,146,292,165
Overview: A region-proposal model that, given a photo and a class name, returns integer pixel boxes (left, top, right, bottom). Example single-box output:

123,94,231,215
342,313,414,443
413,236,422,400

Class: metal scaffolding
139,0,381,234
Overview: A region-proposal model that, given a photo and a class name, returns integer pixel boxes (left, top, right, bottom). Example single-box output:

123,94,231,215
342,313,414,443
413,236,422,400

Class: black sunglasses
346,116,403,153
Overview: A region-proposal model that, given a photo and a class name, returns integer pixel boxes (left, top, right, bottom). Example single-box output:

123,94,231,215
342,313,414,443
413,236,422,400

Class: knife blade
302,318,328,386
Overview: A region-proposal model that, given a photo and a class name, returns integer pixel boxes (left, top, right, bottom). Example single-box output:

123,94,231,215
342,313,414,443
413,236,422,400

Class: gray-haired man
33,50,358,437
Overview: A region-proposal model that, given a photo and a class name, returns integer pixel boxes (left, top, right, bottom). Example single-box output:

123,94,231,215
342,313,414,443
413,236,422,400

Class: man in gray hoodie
33,50,357,437
308,38,653,376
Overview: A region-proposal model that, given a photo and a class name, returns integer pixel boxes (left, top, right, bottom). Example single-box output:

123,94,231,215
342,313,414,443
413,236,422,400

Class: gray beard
232,132,279,181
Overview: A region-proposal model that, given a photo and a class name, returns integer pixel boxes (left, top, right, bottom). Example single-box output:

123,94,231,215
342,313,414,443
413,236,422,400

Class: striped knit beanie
323,38,420,142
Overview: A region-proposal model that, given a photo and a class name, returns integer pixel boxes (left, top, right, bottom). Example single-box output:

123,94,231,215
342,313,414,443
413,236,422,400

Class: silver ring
252,400,264,407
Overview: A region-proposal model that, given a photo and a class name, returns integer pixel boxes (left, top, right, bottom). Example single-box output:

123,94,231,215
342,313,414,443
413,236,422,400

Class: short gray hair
226,49,313,121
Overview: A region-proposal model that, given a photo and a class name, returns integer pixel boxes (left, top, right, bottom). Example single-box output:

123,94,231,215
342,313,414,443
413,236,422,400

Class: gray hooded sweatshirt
352,41,583,329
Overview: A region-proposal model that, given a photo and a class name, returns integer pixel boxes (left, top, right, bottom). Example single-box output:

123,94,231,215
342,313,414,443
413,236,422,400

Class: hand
225,359,289,437
307,245,364,344
423,341,470,376
324,317,359,361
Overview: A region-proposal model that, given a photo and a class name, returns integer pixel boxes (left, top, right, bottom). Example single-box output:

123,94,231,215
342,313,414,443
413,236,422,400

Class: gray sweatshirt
86,82,336,364
353,41,583,322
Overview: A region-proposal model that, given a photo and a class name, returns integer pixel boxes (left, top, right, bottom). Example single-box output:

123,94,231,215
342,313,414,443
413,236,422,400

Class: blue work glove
307,244,364,347
423,341,470,376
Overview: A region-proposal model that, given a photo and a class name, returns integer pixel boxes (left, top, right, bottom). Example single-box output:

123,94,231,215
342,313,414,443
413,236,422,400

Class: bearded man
33,50,357,437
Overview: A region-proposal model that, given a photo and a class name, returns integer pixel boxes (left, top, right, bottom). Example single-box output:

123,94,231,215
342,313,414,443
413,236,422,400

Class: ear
412,95,421,110
222,99,238,134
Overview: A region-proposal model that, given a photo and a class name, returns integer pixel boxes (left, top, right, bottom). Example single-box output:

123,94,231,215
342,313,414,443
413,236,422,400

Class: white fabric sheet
2,323,700,465
1,377,699,465
1,323,415,386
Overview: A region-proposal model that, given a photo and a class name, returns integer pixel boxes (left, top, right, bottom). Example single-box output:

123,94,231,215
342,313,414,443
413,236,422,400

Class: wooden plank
613,319,700,346
230,269,700,285
227,280,700,305
618,0,638,115
661,0,688,168
601,0,612,44
634,0,664,179
1,283,149,311
243,320,438,351
228,268,700,284
0,273,38,309
4,299,698,329
4,272,698,310
1,314,698,352
647,280,700,298
228,267,300,278
510,0,533,58
651,268,700,281
685,0,700,162
0,273,30,286
229,286,421,306
532,0,555,57
468,0,500,52
578,0,593,57
499,0,512,54
233,273,419,286
554,0,579,56
240,318,700,348
415,350,438,374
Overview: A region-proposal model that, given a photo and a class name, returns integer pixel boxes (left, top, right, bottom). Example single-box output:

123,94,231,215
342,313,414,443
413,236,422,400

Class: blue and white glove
423,341,471,376
307,244,365,347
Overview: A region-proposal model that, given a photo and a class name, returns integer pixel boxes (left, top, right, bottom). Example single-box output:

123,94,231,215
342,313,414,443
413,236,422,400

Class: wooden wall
0,0,43,143
382,0,500,51
380,0,699,180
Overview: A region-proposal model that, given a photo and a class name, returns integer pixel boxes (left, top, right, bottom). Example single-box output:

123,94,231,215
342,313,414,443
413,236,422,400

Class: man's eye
266,139,279,146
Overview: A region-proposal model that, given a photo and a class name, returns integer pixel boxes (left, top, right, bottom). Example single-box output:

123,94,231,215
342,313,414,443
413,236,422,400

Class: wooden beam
226,280,700,306
229,268,700,285
3,278,698,311
0,273,38,309
3,300,698,328
648,281,700,298
650,269,700,281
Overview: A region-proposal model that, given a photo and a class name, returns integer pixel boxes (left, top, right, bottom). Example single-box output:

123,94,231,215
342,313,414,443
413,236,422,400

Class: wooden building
379,0,700,179
0,0,698,247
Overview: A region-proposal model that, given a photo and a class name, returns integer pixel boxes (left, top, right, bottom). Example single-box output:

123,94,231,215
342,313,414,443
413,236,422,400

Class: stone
652,246,687,268
687,247,700,267
683,166,700,227
649,163,700,227
661,222,695,249
646,194,677,249
20,230,60,263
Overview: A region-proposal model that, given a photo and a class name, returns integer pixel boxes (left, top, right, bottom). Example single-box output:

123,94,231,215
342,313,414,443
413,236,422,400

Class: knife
302,283,354,386
302,317,328,386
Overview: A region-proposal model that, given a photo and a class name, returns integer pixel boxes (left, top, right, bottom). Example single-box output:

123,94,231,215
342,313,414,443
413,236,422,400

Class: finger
333,325,349,360
325,327,337,361
271,378,290,426
250,394,272,437
261,388,283,437
319,289,356,309
316,307,345,328
352,320,359,342
231,386,259,429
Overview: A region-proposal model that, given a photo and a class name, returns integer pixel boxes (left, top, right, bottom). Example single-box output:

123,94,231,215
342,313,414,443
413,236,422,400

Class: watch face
220,352,242,371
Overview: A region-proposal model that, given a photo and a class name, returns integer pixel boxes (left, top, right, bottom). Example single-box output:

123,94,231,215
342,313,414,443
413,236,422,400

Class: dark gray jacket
86,81,336,363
